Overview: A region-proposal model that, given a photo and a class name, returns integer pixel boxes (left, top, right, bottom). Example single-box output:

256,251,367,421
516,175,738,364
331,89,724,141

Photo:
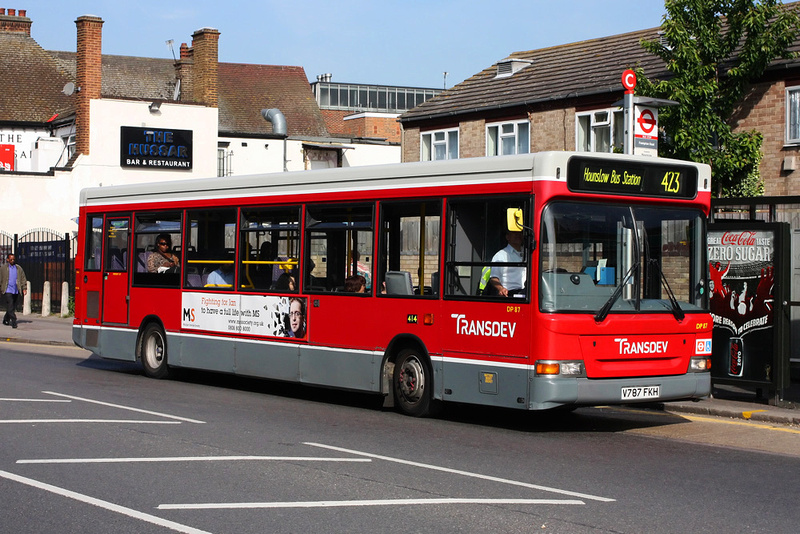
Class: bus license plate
621,385,660,400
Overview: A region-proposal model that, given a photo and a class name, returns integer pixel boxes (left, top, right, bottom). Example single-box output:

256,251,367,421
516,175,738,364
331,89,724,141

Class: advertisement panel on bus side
182,293,306,339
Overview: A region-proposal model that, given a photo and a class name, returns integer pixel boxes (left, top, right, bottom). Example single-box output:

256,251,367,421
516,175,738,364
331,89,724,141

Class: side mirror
507,208,524,232
506,207,536,251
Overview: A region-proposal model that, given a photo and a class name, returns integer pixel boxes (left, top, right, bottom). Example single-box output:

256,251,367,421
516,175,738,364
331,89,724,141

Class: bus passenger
286,297,306,338
344,275,366,293
148,233,180,273
274,272,296,291
479,230,525,297
206,263,234,287
350,250,371,290
256,240,274,287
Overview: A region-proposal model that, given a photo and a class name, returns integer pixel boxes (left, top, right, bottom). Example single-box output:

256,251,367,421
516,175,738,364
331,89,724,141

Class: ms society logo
183,307,196,322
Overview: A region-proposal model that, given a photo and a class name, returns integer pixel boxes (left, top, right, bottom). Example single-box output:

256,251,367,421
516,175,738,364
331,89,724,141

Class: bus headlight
535,361,585,377
689,357,712,372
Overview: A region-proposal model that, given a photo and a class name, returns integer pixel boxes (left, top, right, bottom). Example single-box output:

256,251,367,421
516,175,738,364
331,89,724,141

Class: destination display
566,157,698,199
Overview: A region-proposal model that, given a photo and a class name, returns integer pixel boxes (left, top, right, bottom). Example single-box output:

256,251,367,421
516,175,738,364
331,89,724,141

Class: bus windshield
540,201,707,316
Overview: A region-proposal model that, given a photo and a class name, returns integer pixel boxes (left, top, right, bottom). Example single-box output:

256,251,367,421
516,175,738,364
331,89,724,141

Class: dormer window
495,58,532,79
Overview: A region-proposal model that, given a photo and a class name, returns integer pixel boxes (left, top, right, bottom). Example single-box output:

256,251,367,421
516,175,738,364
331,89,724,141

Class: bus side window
240,207,300,292
185,209,237,290
305,204,373,293
85,215,104,271
378,200,441,297
132,212,182,287
445,196,530,299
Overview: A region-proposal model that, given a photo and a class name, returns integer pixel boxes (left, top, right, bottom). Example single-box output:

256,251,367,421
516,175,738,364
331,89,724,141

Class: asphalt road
2,343,799,534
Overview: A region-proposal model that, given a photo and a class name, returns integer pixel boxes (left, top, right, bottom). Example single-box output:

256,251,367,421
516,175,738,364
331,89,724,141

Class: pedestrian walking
0,253,27,329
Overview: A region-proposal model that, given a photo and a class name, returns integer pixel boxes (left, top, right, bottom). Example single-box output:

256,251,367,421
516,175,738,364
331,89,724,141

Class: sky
22,0,667,89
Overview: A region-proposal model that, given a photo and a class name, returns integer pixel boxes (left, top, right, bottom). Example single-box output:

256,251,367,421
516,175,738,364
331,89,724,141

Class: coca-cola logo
721,231,756,246
729,339,743,377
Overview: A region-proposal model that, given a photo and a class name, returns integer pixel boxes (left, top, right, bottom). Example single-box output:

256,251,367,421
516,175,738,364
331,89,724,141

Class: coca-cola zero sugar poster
707,228,775,383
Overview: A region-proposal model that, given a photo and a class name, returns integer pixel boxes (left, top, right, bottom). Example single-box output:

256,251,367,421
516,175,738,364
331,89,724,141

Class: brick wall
733,79,800,196
530,106,575,151
323,111,401,143
402,126,420,162
364,115,401,143
460,119,484,158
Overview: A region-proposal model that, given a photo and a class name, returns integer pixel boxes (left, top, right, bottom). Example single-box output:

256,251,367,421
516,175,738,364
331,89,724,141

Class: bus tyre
139,324,171,379
393,349,433,417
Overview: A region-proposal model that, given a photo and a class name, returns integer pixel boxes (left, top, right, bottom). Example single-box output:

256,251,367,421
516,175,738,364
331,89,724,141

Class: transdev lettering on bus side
451,314,517,338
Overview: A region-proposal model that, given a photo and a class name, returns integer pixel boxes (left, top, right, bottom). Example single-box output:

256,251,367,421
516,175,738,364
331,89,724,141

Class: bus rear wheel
139,323,171,379
393,349,433,417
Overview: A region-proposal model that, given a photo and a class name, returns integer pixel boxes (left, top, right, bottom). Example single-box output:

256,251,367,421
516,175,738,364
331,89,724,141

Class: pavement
2,313,799,426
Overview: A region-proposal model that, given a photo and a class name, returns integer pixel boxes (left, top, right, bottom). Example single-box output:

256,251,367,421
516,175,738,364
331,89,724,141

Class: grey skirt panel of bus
439,359,531,410
72,325,137,362
299,345,380,393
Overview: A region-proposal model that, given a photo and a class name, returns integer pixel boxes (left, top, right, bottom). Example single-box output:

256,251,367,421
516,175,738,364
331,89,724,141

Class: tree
636,0,800,197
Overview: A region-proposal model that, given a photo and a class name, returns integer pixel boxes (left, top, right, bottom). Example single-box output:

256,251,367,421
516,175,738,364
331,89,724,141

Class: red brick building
399,17,800,198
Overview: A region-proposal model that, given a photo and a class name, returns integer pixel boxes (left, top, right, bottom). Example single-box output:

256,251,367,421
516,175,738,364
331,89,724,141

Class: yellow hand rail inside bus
187,258,298,289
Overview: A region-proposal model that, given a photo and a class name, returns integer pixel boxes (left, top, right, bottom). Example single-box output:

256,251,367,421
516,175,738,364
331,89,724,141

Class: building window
63,134,76,161
421,129,458,161
576,109,624,153
787,86,800,144
312,81,440,113
486,121,530,156
217,144,232,176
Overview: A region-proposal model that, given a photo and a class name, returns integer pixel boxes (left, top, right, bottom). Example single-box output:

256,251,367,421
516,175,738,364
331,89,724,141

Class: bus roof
79,152,711,207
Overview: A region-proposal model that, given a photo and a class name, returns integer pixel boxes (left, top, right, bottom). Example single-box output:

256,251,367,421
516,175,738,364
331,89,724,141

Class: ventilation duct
261,108,287,136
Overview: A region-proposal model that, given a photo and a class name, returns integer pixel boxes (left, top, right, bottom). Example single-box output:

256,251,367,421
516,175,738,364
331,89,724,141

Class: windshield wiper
594,261,639,323
648,258,685,321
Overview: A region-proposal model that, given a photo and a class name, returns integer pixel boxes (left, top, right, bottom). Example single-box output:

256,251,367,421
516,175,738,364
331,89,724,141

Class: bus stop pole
624,91,634,155
621,69,636,156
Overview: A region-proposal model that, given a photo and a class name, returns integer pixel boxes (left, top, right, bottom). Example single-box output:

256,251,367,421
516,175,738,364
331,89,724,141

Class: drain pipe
261,108,288,171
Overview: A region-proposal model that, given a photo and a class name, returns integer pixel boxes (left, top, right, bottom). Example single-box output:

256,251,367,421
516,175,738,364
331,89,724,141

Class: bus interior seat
186,272,209,288
385,271,413,295
108,248,125,270
136,251,150,272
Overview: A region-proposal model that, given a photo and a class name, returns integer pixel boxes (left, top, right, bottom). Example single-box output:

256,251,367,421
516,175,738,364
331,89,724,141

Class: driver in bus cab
479,230,526,297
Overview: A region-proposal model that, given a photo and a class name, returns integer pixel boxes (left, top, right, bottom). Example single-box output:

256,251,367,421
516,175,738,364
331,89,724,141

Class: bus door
440,197,533,404
101,217,131,324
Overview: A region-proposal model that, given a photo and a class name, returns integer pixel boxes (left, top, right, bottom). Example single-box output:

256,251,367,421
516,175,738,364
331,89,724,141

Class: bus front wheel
139,323,171,379
393,349,433,417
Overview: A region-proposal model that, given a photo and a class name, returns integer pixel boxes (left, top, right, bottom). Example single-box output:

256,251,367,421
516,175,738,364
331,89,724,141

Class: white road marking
42,391,205,423
0,470,212,534
0,419,180,424
18,456,371,464
0,398,71,402
305,442,616,503
158,498,584,510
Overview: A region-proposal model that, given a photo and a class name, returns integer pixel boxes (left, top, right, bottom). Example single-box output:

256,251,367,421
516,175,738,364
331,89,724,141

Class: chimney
191,27,220,107
0,7,32,35
175,42,193,103
75,14,103,157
